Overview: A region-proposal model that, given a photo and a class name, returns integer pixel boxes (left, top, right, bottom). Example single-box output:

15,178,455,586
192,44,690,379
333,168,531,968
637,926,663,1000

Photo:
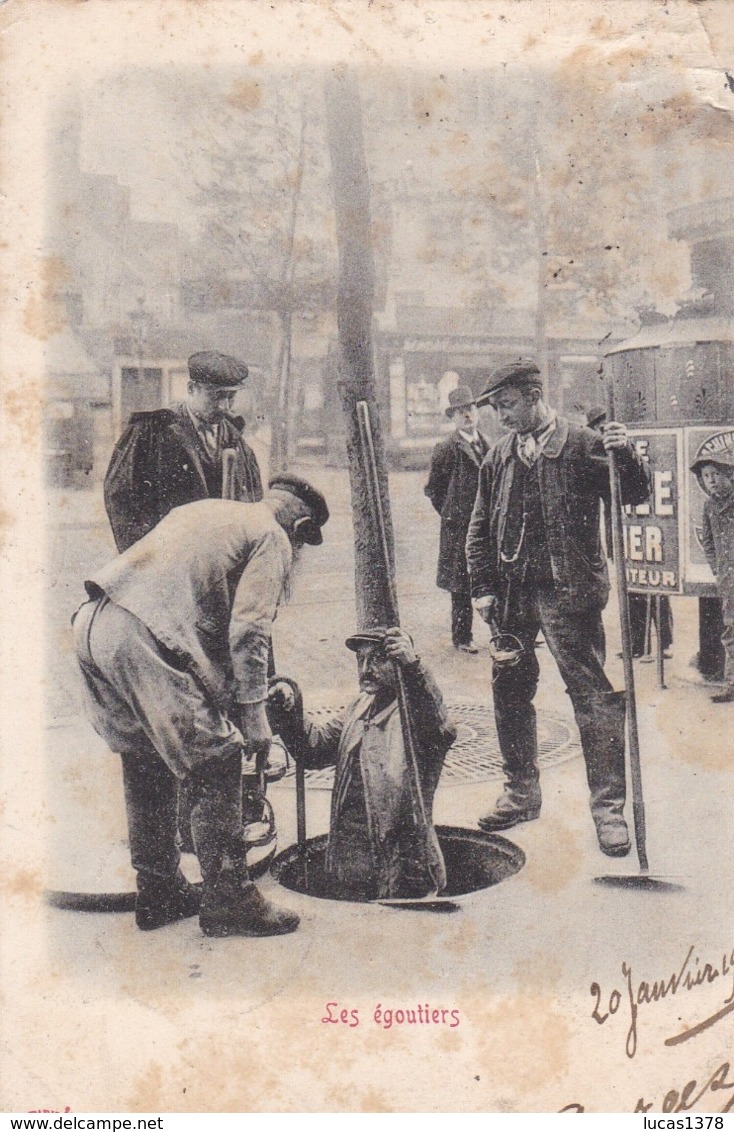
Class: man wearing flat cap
466,360,650,856
104,350,263,553
425,387,490,653
73,476,329,937
267,627,456,900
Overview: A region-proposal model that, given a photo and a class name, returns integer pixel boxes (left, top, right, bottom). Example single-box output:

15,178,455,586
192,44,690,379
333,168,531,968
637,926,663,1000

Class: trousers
73,596,245,878
451,590,474,646
491,589,626,817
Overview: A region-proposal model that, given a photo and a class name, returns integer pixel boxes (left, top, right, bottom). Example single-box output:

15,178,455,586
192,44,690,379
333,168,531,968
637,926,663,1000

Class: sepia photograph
1,0,732,1114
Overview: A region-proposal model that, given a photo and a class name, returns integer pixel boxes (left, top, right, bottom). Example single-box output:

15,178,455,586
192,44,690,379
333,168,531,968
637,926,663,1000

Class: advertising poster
625,430,684,596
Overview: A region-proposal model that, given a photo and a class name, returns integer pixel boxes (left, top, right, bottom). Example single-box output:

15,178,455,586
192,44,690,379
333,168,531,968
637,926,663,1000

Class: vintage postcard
1,0,733,1115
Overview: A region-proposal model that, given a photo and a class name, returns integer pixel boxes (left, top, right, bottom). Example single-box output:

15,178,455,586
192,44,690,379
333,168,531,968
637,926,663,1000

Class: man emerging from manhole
267,628,457,900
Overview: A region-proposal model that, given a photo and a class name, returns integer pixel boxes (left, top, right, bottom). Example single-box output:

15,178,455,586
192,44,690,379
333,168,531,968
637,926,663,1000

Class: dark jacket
701,493,734,622
466,416,650,614
289,660,456,899
425,430,490,592
104,403,263,552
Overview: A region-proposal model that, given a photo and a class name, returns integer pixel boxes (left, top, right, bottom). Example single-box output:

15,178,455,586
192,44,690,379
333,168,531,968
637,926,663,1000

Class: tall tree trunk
268,107,307,473
270,309,292,473
533,150,549,395
324,69,397,629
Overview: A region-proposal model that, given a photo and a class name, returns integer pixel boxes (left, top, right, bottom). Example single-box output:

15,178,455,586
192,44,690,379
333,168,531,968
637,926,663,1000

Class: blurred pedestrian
425,387,490,653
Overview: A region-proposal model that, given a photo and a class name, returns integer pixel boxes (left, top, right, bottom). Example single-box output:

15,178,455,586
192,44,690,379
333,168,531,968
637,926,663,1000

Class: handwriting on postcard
590,944,734,1058
562,942,734,1113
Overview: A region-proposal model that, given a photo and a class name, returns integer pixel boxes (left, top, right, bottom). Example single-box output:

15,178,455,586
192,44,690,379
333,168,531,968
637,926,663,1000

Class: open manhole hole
277,701,580,788
271,825,525,903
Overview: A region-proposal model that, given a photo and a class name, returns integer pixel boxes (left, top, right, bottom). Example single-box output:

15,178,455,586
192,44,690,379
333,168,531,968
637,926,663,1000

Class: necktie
201,424,219,458
519,433,537,462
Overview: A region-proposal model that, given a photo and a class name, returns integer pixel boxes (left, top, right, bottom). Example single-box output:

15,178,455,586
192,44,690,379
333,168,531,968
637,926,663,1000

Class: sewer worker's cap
268,473,330,545
344,628,390,652
476,361,542,407
188,351,249,388
445,386,477,417
586,406,607,430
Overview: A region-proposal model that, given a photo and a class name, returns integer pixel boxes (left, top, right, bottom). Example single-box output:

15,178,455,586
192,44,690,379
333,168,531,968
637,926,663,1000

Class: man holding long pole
466,361,650,857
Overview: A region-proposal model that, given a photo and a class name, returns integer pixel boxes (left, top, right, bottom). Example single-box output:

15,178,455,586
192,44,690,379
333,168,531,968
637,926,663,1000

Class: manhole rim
270,823,526,906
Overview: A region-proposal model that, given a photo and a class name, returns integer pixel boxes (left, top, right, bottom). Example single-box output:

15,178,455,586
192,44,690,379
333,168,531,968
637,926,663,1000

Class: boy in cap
73,476,328,936
267,627,456,900
425,386,490,653
104,350,263,552
691,439,734,703
466,361,650,856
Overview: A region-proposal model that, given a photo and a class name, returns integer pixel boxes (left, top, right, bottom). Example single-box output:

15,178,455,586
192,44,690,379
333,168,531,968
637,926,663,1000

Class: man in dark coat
267,628,456,900
425,387,490,653
73,476,329,937
104,350,263,553
466,362,650,857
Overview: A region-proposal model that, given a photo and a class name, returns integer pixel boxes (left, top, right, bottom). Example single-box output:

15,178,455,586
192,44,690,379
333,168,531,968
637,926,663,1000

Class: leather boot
135,869,202,931
120,749,181,876
198,849,300,938
120,751,201,929
187,752,299,938
479,698,541,831
575,690,630,857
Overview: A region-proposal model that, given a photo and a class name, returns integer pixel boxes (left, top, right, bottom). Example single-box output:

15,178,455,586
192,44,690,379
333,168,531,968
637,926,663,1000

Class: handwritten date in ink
590,944,734,1058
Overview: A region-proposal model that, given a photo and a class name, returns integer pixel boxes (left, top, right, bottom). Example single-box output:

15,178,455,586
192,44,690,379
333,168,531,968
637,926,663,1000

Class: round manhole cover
278,700,580,789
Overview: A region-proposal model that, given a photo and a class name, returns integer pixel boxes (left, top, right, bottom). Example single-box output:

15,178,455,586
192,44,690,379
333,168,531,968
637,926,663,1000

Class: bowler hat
188,351,249,388
268,473,329,545
445,386,477,417
345,628,389,652
476,361,542,407
586,406,607,429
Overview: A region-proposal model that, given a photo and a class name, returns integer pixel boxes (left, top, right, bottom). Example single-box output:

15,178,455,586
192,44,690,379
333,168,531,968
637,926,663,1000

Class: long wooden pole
604,373,649,873
324,68,396,630
356,401,431,838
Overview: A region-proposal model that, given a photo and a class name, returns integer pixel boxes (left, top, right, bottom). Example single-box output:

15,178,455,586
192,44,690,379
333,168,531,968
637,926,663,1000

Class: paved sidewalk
36,466,733,1112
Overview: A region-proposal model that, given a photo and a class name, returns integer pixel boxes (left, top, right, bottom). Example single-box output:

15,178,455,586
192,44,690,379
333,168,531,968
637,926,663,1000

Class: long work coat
292,660,457,900
424,430,490,593
86,499,291,710
104,403,263,552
